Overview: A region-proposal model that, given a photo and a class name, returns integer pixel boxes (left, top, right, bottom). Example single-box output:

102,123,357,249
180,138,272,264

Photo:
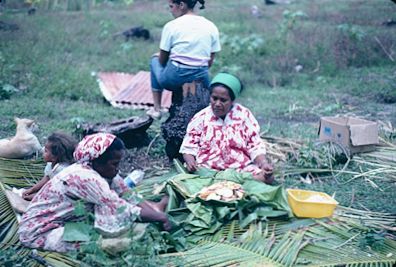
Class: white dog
0,118,42,159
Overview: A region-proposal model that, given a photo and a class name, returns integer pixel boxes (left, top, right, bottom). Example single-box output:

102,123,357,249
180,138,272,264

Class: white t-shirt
160,14,221,67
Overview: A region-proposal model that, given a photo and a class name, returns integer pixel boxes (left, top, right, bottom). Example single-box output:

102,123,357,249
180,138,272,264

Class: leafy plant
278,10,307,39
221,33,265,55
358,230,386,250
0,83,18,100
291,142,348,170
67,224,170,267
99,20,113,39
337,24,366,42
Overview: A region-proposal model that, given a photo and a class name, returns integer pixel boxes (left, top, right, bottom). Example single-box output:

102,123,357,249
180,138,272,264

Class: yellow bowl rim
287,188,339,205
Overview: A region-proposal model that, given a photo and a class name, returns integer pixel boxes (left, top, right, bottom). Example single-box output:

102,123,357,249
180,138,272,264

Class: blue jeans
150,57,210,92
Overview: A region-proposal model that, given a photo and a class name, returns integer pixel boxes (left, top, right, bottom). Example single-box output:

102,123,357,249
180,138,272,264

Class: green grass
0,0,395,213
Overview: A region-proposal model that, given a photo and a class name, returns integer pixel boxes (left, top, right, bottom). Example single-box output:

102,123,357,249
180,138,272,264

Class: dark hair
47,132,77,164
93,137,125,165
210,78,244,101
172,0,205,10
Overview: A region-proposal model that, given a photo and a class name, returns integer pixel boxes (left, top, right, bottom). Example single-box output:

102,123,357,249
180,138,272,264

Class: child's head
44,132,77,164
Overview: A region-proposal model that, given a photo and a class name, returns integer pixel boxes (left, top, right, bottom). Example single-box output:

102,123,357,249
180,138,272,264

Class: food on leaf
198,181,244,202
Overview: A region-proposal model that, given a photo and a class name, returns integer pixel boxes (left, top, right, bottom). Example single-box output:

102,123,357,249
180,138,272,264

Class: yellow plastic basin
287,189,339,218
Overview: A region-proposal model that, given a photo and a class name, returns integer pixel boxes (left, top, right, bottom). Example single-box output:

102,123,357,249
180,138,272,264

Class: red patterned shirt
180,104,266,175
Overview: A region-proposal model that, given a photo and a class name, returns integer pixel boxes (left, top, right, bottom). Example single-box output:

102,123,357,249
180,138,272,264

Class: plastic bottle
124,170,145,188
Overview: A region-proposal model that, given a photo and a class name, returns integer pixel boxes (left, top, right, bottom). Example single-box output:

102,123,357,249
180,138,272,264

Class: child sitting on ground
22,132,77,201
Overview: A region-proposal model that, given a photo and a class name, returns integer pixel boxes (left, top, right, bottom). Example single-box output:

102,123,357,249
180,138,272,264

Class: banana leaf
164,169,292,250
2,156,396,266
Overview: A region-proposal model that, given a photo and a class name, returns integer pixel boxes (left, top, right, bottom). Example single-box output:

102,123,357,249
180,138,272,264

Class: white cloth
160,14,221,66
44,162,69,179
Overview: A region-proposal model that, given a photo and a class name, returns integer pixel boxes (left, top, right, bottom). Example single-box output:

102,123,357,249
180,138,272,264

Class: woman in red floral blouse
180,73,274,184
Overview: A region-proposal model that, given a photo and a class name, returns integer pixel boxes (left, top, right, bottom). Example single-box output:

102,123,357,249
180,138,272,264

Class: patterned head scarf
73,133,116,163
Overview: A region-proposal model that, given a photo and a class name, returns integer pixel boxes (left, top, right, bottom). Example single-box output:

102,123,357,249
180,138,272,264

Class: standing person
180,73,275,184
19,133,171,252
22,132,77,201
147,0,221,119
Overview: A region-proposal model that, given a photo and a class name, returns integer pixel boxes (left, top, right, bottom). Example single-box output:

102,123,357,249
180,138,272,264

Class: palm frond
0,157,43,188
164,223,305,267
335,206,396,231
164,214,396,267
2,156,396,267
0,178,80,266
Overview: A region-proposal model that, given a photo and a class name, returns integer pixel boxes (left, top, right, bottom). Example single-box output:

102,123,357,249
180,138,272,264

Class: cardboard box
318,116,379,154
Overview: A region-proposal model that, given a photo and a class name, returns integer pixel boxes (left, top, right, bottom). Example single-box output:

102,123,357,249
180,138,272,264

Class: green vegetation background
0,0,395,212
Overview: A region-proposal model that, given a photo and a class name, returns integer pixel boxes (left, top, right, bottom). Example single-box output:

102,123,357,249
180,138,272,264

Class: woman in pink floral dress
180,73,274,184
19,133,171,252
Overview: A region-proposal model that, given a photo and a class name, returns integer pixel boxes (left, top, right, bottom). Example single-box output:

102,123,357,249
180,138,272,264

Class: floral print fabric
19,133,141,252
73,133,116,164
180,104,267,175
18,164,141,252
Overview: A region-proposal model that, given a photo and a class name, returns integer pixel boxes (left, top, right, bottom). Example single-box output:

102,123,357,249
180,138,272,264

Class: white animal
0,118,42,159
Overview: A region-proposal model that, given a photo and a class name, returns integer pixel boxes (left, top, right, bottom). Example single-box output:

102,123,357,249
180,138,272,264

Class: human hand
254,155,275,184
22,188,34,200
260,162,273,173
260,163,274,184
183,154,198,173
159,213,172,231
255,157,273,174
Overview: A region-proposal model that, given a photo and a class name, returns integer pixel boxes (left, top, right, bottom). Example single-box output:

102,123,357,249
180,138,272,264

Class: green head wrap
210,73,242,99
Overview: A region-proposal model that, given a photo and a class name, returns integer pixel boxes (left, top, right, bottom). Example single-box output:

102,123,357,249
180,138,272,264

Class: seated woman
180,73,274,184
19,133,170,253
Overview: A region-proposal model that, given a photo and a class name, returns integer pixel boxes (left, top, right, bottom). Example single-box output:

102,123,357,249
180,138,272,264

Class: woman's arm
183,154,198,172
253,154,274,184
208,52,216,68
244,109,267,162
22,176,50,200
138,201,171,231
159,49,170,66
254,155,273,173
179,109,207,164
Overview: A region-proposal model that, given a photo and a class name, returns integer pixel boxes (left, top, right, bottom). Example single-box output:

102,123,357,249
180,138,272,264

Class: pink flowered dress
18,163,141,252
180,104,266,175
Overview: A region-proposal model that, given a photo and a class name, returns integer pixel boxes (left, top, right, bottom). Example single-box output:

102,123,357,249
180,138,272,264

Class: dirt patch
338,93,396,125
119,145,171,177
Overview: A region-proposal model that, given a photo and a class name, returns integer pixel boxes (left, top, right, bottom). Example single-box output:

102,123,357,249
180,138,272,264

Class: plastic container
287,189,338,218
124,170,145,188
